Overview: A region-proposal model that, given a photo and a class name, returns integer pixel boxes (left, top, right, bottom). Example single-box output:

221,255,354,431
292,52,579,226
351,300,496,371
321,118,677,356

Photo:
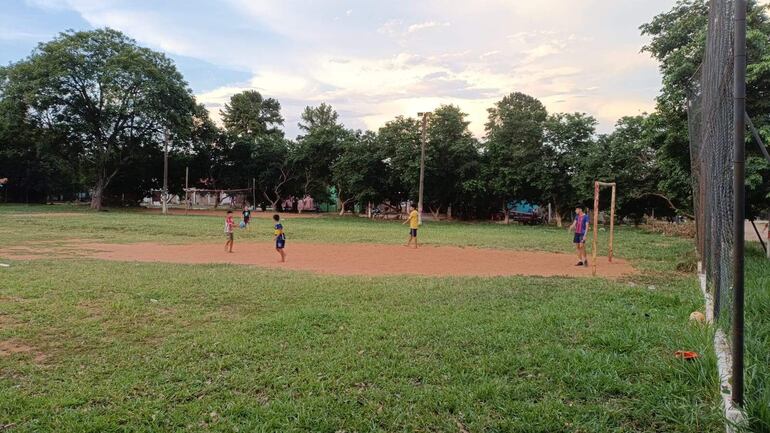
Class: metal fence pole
732,0,747,407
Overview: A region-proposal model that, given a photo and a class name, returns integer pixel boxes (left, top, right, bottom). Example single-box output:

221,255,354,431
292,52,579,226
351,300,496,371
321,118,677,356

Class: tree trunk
503,200,509,225
447,203,452,220
554,210,563,228
90,180,104,210
429,206,441,220
367,202,372,219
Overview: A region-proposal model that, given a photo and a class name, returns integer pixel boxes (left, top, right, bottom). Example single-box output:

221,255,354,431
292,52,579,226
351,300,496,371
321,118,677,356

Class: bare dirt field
1,241,635,278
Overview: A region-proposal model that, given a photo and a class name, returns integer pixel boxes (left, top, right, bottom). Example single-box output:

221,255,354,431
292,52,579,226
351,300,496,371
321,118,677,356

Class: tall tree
0,66,75,203
221,90,283,139
540,112,597,226
297,102,339,134
641,0,770,215
424,105,480,219
292,103,347,200
484,92,548,223
332,130,390,216
2,29,195,209
377,116,422,208
219,91,287,206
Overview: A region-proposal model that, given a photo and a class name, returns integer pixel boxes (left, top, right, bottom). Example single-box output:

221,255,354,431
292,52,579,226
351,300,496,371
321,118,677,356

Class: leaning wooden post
592,181,600,276
609,183,616,263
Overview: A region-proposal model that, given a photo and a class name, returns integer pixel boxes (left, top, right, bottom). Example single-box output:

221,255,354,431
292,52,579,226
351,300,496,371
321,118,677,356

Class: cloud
19,0,672,137
407,20,451,33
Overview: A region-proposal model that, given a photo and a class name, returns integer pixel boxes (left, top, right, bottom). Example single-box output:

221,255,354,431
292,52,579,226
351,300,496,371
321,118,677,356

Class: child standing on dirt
273,214,286,262
242,205,251,227
224,210,234,253
568,205,590,267
403,203,420,248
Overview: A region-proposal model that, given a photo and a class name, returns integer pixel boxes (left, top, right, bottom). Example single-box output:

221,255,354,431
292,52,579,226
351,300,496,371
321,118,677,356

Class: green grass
745,245,770,432
0,205,723,432
0,205,693,273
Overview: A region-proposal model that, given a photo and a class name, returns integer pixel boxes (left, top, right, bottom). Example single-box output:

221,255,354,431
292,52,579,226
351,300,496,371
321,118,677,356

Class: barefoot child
403,203,420,248
242,205,251,227
224,210,234,253
273,214,286,262
568,205,590,267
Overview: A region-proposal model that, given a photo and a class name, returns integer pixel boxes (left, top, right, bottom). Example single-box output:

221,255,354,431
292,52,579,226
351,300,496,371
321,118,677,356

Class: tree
221,90,283,139
256,136,292,211
484,92,548,223
540,113,597,226
377,116,422,209
0,66,76,203
292,103,347,201
573,115,678,222
641,0,770,215
297,103,339,134
424,105,480,219
218,91,287,207
331,131,390,216
2,29,195,209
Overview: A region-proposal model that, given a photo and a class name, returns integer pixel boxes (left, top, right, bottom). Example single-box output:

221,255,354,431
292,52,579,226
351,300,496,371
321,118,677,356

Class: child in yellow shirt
402,204,420,248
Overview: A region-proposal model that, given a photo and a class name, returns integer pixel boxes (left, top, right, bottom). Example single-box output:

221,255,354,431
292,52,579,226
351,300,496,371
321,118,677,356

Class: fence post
731,0,747,407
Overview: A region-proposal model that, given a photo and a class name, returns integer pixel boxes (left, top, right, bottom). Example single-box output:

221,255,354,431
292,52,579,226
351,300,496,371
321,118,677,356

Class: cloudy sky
1,0,677,138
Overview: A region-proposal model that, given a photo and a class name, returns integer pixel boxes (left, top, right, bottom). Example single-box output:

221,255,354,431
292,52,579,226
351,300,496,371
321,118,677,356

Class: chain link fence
686,0,735,323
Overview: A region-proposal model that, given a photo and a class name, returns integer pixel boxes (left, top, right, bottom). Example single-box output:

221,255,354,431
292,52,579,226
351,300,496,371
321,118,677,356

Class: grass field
745,245,770,432
0,205,724,432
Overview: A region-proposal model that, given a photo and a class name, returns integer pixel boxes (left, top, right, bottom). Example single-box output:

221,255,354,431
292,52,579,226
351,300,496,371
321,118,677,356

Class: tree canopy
2,7,768,222
1,28,196,209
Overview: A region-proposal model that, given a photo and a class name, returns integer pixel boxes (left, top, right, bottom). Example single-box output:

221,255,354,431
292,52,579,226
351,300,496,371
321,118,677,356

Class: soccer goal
591,181,617,276
183,188,254,210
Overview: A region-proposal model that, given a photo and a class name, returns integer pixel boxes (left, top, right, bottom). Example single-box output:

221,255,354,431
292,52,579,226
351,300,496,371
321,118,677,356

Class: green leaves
484,92,549,204
221,90,284,140
1,29,195,208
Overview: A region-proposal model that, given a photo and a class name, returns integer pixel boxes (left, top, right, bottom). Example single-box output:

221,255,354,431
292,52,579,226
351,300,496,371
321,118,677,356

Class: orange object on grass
674,351,700,360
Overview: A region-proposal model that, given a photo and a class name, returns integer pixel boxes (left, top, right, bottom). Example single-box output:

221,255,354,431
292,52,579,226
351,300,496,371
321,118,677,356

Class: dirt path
29,241,635,278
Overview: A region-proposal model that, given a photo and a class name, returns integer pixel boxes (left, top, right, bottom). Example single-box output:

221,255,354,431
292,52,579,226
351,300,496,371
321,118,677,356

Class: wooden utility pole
417,112,430,224
162,129,169,215
185,166,189,215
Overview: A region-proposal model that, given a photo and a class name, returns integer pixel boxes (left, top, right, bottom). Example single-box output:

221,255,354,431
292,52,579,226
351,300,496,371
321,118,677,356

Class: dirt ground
0,241,636,278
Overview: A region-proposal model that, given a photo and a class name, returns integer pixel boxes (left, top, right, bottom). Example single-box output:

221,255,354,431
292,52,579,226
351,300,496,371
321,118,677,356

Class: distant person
224,210,235,253
273,214,286,262
242,205,251,227
403,203,420,248
569,205,590,267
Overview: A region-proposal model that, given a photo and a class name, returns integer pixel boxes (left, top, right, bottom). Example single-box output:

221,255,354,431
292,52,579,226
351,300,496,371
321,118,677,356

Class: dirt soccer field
0,206,723,432
1,241,633,278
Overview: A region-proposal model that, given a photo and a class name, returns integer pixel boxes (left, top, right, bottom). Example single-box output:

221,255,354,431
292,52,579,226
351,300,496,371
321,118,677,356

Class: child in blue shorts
273,214,286,262
568,205,590,267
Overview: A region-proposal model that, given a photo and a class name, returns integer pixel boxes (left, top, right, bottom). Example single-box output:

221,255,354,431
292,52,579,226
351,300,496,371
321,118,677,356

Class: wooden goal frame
591,181,617,276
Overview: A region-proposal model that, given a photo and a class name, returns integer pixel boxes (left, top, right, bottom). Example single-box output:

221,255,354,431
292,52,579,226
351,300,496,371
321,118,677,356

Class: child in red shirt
224,210,234,253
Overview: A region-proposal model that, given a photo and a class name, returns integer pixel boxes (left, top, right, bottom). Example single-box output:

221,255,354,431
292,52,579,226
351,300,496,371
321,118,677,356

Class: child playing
273,214,286,262
568,205,590,267
242,205,251,227
402,203,420,248
224,210,234,253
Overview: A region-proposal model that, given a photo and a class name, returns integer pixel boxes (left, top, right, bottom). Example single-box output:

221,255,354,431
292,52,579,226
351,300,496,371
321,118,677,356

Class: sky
0,0,680,138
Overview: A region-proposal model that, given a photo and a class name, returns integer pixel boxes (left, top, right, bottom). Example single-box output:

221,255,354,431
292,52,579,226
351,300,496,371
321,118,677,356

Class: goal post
591,181,617,276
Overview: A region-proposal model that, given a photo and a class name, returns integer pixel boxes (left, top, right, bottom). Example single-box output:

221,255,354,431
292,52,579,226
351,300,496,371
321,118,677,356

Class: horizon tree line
2,0,769,222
